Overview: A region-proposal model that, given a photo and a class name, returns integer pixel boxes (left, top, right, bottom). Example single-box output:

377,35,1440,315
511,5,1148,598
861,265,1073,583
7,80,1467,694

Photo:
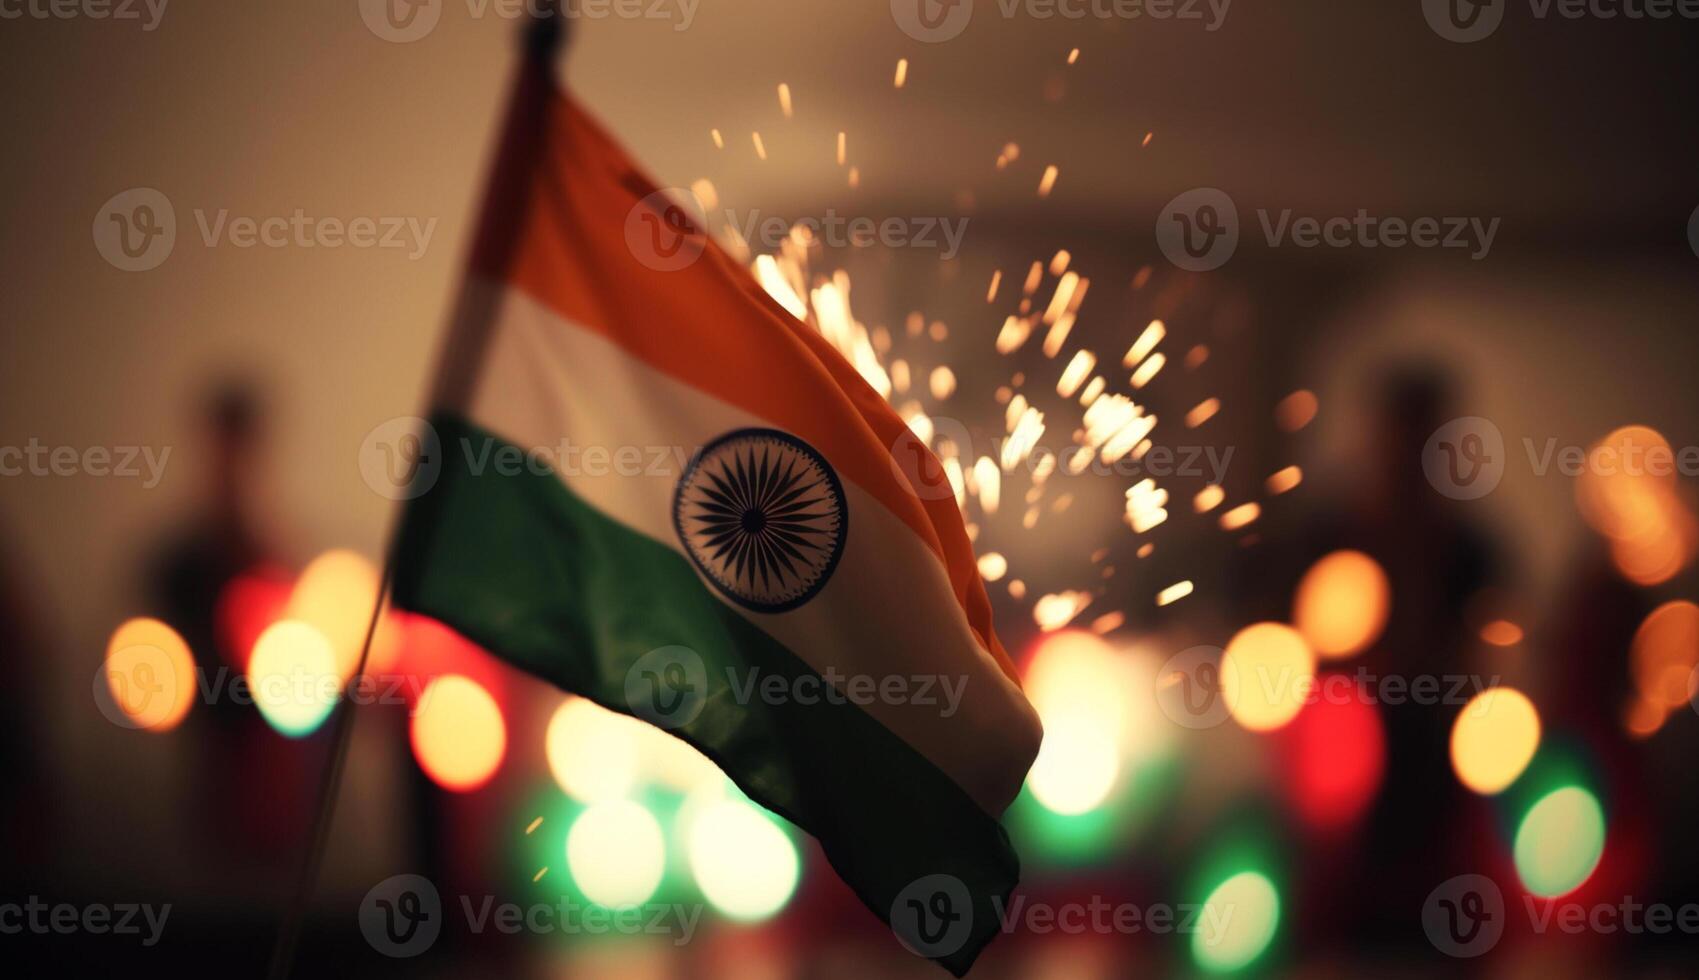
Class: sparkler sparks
1220,502,1262,531
705,87,1318,659
1156,581,1194,607
1130,352,1166,390
1185,398,1221,429
1037,165,1060,198
1124,319,1165,367
1267,466,1304,495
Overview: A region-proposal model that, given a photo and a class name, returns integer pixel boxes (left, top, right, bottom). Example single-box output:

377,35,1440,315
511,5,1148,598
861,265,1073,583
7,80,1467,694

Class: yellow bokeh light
567,799,666,909
1450,687,1541,795
1028,715,1121,815
247,620,339,737
1221,623,1315,733
687,799,800,921
545,697,641,803
285,549,401,678
104,617,195,732
1292,550,1390,659
1024,631,1134,814
411,674,506,792
1630,600,1699,710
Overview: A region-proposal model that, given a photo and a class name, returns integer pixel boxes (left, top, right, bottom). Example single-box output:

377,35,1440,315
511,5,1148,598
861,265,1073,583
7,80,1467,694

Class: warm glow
1481,619,1525,646
1292,550,1390,659
103,617,195,732
687,799,800,921
1449,688,1541,795
567,800,666,909
285,549,401,678
411,674,505,792
1220,502,1261,531
1222,623,1315,732
247,620,338,738
545,697,640,803
1266,465,1303,495
1274,390,1318,432
1024,631,1127,815
1630,600,1699,710
1574,426,1695,585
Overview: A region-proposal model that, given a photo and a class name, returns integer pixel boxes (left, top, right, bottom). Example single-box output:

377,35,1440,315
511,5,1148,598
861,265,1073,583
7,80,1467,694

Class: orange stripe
464,91,1016,684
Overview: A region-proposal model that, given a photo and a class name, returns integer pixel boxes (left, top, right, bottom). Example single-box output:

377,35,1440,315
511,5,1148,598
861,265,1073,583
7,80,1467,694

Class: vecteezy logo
890,0,974,42
624,187,708,272
1422,416,1505,500
359,0,443,42
1155,644,1233,729
360,874,442,957
359,416,442,501
891,874,973,959
673,428,848,613
1422,874,1504,957
889,415,972,502
624,646,708,730
93,188,176,272
1423,0,1506,43
1155,188,1239,272
94,644,184,730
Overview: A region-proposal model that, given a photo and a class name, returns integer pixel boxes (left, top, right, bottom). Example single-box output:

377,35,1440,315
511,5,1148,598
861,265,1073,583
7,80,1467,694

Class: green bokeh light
1191,869,1280,974
1514,784,1606,898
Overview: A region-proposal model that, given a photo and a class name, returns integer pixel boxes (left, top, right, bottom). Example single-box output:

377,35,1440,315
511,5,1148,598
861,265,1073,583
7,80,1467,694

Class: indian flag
392,34,1040,975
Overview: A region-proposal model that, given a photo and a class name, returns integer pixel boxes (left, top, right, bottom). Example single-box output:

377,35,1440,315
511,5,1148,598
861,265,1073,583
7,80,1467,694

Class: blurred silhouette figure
1256,365,1505,959
146,381,313,875
1344,367,1503,949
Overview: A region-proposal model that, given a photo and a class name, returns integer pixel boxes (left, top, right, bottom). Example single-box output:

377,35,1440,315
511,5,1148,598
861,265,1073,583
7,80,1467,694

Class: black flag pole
263,7,566,978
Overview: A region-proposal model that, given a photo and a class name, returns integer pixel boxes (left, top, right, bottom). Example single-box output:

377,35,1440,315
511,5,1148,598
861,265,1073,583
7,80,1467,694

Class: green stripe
394,413,1019,976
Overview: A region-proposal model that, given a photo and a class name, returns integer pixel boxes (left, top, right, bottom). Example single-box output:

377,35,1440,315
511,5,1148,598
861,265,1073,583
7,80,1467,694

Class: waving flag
392,30,1040,975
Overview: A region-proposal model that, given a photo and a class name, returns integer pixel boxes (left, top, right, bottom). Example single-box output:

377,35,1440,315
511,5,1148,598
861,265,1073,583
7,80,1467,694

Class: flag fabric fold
393,45,1040,976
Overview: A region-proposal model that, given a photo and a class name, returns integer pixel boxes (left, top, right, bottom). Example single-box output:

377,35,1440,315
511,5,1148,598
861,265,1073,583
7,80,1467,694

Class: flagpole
263,8,566,978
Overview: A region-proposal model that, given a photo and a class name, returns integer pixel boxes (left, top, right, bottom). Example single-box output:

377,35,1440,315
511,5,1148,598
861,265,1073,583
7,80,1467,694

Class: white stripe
456,280,1037,814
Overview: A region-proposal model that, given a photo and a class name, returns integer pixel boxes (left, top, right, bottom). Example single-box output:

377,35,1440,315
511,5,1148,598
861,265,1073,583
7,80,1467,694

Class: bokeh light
546,697,641,803
285,549,402,678
687,797,799,921
1450,687,1541,795
411,674,506,792
1574,426,1696,586
246,620,338,738
1630,600,1699,711
1514,785,1606,898
1281,679,1385,829
212,565,292,671
1024,631,1129,814
1480,619,1525,647
567,799,666,909
1193,870,1280,973
1292,550,1390,659
103,617,196,732
1222,623,1315,733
